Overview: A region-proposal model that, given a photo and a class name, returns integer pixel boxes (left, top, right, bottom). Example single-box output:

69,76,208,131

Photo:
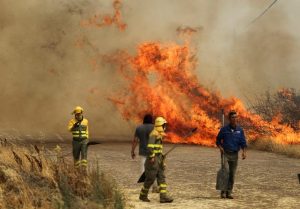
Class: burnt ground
52,142,300,209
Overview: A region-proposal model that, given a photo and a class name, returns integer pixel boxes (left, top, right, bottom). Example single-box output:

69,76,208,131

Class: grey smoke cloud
0,0,299,139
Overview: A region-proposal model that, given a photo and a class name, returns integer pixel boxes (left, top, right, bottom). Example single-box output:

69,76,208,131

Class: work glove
150,157,155,164
73,122,80,128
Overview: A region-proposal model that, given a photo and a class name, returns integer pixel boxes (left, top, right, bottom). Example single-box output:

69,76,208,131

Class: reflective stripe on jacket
68,118,89,140
147,129,164,158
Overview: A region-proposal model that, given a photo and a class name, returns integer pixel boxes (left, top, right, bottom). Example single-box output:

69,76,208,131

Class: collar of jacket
154,126,167,136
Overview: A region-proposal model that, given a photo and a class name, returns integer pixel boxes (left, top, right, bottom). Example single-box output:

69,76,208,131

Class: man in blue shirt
216,110,247,199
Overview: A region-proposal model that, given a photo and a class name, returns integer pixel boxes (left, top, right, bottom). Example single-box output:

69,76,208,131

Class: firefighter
68,106,89,168
139,116,173,203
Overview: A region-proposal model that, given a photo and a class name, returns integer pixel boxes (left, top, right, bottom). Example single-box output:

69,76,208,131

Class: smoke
194,0,300,99
0,0,128,138
0,0,299,139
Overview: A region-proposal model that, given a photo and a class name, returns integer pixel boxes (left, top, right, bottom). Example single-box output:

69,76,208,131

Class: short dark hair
228,110,237,118
143,114,153,124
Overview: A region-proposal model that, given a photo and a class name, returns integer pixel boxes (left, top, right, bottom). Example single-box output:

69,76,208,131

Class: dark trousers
140,155,168,198
72,139,88,167
222,151,238,193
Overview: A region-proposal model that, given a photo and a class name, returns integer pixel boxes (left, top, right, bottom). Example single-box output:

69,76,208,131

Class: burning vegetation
250,88,300,131
105,41,300,146
80,0,127,31
76,0,300,148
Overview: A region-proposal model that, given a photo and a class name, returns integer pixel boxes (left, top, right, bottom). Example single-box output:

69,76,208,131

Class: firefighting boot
220,191,226,199
160,193,173,203
139,187,150,202
226,191,234,199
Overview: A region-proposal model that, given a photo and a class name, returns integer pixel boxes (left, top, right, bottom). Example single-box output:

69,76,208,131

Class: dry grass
249,139,300,158
0,141,126,209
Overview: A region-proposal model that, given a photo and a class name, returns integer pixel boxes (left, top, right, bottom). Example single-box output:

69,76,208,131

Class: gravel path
67,142,299,209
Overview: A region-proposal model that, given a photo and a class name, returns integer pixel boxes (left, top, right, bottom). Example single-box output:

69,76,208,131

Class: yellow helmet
154,116,167,127
72,106,83,114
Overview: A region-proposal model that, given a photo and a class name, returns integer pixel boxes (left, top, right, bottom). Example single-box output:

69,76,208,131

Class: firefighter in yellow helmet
67,106,89,168
139,116,173,203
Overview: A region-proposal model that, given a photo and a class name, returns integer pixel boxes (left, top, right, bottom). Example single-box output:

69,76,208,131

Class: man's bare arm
242,148,246,160
131,136,138,159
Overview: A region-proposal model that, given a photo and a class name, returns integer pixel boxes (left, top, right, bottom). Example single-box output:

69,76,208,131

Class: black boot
139,187,150,202
139,194,150,202
220,191,226,199
226,191,234,199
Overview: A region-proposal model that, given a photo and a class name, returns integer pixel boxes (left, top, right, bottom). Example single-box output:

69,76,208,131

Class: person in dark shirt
131,114,154,166
131,114,158,192
216,110,247,199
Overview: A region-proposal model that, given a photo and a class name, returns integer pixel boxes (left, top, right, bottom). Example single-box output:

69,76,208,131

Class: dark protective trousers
222,151,238,193
72,139,88,167
140,155,167,197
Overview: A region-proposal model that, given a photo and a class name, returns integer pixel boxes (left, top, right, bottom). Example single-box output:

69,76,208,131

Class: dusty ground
54,142,300,209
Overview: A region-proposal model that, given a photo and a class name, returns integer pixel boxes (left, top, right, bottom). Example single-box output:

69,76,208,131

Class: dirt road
63,142,299,209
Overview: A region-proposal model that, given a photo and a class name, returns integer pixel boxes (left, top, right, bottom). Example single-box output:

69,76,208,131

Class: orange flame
105,41,300,146
78,1,299,146
80,0,127,31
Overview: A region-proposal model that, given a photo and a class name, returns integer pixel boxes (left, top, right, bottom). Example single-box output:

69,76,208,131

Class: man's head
72,106,84,121
143,114,153,124
228,110,238,127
